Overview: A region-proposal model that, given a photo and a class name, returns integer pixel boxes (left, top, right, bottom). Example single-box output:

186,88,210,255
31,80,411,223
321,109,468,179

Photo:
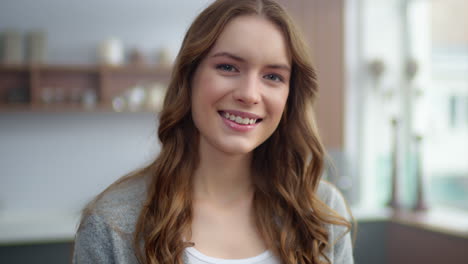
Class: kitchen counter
0,211,80,245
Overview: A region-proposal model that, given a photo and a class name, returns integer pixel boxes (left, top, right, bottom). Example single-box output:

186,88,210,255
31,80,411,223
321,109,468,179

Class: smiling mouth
218,111,263,125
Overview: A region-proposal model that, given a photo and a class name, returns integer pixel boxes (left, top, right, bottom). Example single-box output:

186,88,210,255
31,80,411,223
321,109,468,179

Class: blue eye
216,64,238,72
264,74,283,82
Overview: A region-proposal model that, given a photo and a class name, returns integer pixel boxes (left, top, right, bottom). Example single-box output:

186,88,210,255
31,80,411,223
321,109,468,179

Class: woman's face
191,15,291,156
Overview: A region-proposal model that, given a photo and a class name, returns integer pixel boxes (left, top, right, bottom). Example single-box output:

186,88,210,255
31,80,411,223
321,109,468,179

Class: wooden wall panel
277,0,345,149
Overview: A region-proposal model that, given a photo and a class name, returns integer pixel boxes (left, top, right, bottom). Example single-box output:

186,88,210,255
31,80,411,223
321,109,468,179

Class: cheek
271,89,289,117
271,92,289,130
191,72,228,127
192,70,213,107
193,71,228,103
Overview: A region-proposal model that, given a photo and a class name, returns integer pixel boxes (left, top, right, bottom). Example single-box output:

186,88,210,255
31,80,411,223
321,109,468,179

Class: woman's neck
193,141,254,207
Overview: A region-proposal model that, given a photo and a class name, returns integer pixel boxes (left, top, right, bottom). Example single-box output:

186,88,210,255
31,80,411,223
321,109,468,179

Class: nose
233,74,261,105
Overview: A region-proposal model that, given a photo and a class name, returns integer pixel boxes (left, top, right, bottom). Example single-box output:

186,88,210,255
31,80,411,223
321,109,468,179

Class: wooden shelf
0,64,171,73
0,64,31,72
0,63,171,113
0,102,159,113
100,64,171,74
37,64,99,73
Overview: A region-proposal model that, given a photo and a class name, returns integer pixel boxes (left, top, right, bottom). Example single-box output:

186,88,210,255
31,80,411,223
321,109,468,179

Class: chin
211,139,260,156
220,143,256,155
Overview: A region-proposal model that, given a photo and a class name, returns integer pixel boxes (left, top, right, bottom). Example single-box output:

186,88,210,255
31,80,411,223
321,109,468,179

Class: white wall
0,112,160,215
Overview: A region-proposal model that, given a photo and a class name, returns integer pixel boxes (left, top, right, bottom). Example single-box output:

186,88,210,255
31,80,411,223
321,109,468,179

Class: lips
217,110,263,133
220,110,262,120
218,110,263,125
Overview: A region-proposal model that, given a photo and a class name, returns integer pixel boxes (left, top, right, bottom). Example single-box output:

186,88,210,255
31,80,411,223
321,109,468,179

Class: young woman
73,0,353,263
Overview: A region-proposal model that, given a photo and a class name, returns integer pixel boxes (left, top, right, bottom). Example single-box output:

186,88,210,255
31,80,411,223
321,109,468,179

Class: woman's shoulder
316,180,351,220
74,174,149,263
317,180,354,264
82,173,150,234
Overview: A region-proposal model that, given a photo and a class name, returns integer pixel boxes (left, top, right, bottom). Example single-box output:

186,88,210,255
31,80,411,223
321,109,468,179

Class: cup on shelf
69,87,82,103
82,89,97,108
128,48,146,66
6,86,29,103
146,82,167,112
112,96,126,112
53,87,66,103
41,87,54,104
156,47,172,67
1,30,23,64
26,30,46,64
127,85,146,111
99,38,124,66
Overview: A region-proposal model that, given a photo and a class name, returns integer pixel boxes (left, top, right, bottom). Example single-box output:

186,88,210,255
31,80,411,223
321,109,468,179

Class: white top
185,247,280,264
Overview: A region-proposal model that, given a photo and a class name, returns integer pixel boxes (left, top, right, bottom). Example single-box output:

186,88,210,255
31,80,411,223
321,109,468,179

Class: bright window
349,0,468,211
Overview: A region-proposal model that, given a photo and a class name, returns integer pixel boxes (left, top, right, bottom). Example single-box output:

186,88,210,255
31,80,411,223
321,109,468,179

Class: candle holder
413,134,428,211
387,118,402,210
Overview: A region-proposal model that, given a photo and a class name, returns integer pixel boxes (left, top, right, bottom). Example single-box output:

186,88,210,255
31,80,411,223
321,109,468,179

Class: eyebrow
211,51,291,72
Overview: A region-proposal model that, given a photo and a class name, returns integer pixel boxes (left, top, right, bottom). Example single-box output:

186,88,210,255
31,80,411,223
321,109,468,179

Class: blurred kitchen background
0,0,467,263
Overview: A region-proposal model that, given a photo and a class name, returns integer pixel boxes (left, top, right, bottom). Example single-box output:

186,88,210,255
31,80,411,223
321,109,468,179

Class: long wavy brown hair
81,0,351,263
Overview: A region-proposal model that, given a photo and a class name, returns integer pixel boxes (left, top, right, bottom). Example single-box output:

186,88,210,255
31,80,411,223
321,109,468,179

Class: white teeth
222,112,258,125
